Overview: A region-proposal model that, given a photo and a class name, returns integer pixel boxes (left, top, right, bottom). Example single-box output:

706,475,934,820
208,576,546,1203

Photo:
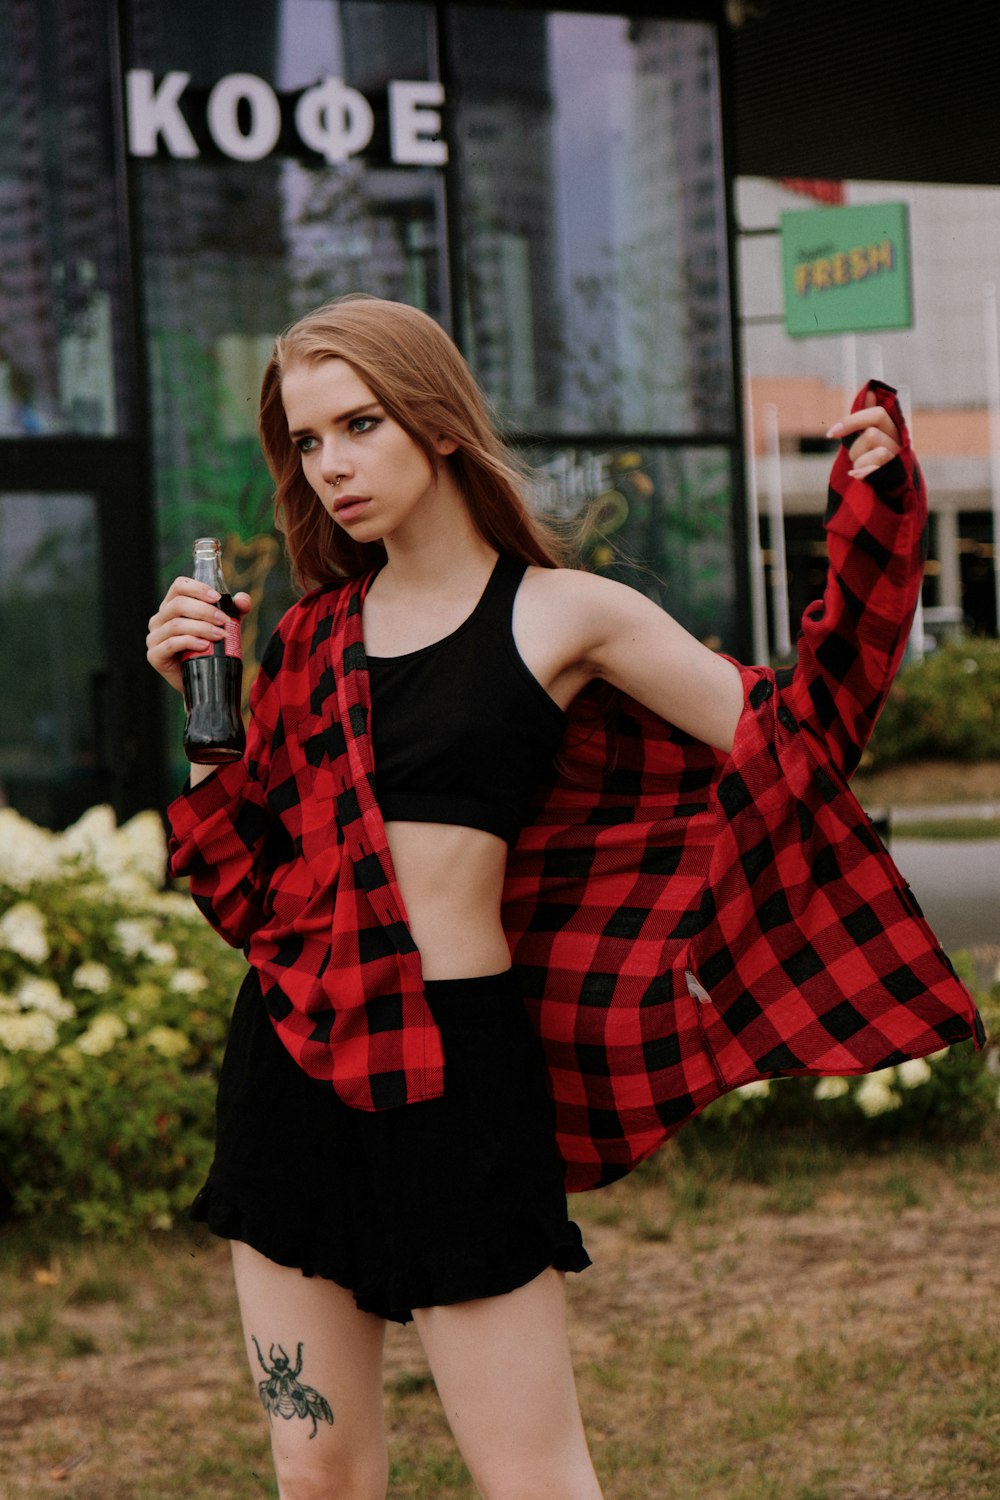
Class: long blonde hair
258,295,573,590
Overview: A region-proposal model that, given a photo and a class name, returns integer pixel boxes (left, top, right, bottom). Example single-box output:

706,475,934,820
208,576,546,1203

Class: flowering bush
0,807,996,1234
0,806,245,1235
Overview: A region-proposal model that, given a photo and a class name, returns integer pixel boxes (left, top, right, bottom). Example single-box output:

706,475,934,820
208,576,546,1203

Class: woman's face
281,358,454,544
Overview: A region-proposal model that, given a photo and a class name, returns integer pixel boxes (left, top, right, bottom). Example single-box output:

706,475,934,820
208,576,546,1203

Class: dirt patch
2,1154,998,1499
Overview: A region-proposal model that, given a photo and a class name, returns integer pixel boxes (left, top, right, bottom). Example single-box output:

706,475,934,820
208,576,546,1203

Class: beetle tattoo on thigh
251,1336,334,1439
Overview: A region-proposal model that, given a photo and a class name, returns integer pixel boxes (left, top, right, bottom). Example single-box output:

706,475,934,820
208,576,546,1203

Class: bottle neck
192,540,226,594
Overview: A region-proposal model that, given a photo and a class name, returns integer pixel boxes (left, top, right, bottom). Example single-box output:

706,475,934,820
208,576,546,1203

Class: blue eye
296,435,317,453
350,415,380,434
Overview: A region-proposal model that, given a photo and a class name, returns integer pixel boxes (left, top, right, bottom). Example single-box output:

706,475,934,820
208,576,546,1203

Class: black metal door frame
1,437,168,823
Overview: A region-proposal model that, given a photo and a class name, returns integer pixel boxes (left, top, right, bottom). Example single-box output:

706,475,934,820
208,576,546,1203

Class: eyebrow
287,401,383,440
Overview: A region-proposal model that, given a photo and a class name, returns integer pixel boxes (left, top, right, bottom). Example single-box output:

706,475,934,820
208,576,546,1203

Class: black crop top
365,554,567,845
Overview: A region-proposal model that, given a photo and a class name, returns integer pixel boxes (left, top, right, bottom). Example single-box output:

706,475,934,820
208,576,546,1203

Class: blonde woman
147,296,980,1500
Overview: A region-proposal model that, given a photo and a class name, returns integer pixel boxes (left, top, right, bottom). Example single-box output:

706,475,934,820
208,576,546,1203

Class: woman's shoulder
520,562,656,618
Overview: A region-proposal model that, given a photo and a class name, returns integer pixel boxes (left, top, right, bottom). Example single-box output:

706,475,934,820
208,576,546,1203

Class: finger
232,591,253,615
849,460,896,480
848,433,901,466
164,574,225,602
146,620,227,666
827,406,901,448
151,595,235,631
848,447,900,478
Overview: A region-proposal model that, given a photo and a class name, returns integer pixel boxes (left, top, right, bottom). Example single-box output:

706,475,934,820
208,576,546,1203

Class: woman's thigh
230,1241,388,1499
413,1268,604,1500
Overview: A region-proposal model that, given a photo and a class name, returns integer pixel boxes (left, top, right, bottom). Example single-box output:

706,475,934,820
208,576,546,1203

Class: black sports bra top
365,555,567,845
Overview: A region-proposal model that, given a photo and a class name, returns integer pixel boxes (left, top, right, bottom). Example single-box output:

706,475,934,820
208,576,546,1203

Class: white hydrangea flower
114,811,168,887
147,890,201,921
0,808,62,888
0,1011,59,1053
16,978,76,1022
143,1025,190,1059
143,941,178,966
168,968,209,994
0,994,19,1014
72,961,114,994
0,901,50,963
113,917,157,958
897,1057,932,1090
58,805,119,876
104,872,156,905
736,1079,771,1099
814,1075,850,1101
855,1073,901,1117
76,1013,128,1056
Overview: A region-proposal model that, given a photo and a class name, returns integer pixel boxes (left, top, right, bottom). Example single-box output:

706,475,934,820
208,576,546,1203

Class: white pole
763,402,792,659
983,283,1000,636
842,332,858,408
744,382,769,663
898,384,925,661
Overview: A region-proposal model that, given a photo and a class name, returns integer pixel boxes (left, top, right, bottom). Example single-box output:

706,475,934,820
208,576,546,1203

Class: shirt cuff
166,757,252,842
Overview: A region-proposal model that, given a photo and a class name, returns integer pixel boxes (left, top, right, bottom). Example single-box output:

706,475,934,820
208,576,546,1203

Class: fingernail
826,422,844,438
206,589,221,602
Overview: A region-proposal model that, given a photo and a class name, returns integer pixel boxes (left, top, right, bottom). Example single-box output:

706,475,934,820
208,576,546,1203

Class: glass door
0,491,110,826
0,442,166,831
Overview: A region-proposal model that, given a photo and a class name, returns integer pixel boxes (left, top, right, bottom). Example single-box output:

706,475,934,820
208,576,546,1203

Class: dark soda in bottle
181,537,246,764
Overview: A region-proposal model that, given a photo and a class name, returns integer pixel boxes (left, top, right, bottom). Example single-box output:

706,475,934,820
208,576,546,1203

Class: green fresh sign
781,201,912,337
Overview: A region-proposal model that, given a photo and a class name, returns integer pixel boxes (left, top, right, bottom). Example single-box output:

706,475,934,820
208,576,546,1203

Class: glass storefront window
127,0,739,744
0,4,127,435
525,442,737,647
449,10,732,436
131,0,449,579
0,493,109,826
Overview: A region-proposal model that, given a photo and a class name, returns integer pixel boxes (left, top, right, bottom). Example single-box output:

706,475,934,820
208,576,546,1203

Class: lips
332,495,371,523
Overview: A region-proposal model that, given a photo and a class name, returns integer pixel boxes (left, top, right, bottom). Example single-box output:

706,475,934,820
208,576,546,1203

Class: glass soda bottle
181,538,246,764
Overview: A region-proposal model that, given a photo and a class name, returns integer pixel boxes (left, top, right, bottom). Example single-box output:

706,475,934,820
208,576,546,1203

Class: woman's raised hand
146,577,252,695
826,389,902,481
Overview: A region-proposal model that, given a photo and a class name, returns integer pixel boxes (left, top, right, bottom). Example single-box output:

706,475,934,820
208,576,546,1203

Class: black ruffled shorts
190,968,589,1323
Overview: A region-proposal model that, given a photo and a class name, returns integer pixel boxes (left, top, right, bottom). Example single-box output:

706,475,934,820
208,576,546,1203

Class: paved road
889,837,1000,958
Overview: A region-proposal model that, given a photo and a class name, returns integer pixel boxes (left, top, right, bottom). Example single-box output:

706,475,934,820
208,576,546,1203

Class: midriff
383,820,512,980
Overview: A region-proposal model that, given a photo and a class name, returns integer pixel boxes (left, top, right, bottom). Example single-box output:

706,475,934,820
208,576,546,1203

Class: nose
318,438,353,486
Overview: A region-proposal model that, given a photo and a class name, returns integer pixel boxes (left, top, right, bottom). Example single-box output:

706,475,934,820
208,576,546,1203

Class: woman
147,295,981,1500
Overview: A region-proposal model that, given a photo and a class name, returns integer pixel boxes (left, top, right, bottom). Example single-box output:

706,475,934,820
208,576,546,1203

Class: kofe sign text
781,201,912,337
126,70,447,166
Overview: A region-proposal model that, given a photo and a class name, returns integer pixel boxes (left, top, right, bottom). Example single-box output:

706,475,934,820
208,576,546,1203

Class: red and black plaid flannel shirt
168,383,984,1191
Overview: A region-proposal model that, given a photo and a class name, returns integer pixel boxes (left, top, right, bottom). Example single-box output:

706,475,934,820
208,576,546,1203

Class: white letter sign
126,70,199,158
294,78,375,163
125,70,447,167
389,81,448,166
206,74,282,161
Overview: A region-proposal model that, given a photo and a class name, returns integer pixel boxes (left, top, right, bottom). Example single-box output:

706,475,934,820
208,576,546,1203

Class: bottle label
182,615,242,661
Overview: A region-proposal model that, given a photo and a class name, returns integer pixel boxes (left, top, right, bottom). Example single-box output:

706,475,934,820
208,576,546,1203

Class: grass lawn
889,818,1000,841
2,1131,999,1499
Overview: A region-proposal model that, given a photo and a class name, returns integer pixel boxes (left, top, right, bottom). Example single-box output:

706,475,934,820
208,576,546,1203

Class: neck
380,488,496,591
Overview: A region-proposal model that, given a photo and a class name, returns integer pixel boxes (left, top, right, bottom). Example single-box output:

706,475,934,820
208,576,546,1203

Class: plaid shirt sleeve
166,626,286,947
505,384,983,1192
166,578,447,1112
779,380,926,778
